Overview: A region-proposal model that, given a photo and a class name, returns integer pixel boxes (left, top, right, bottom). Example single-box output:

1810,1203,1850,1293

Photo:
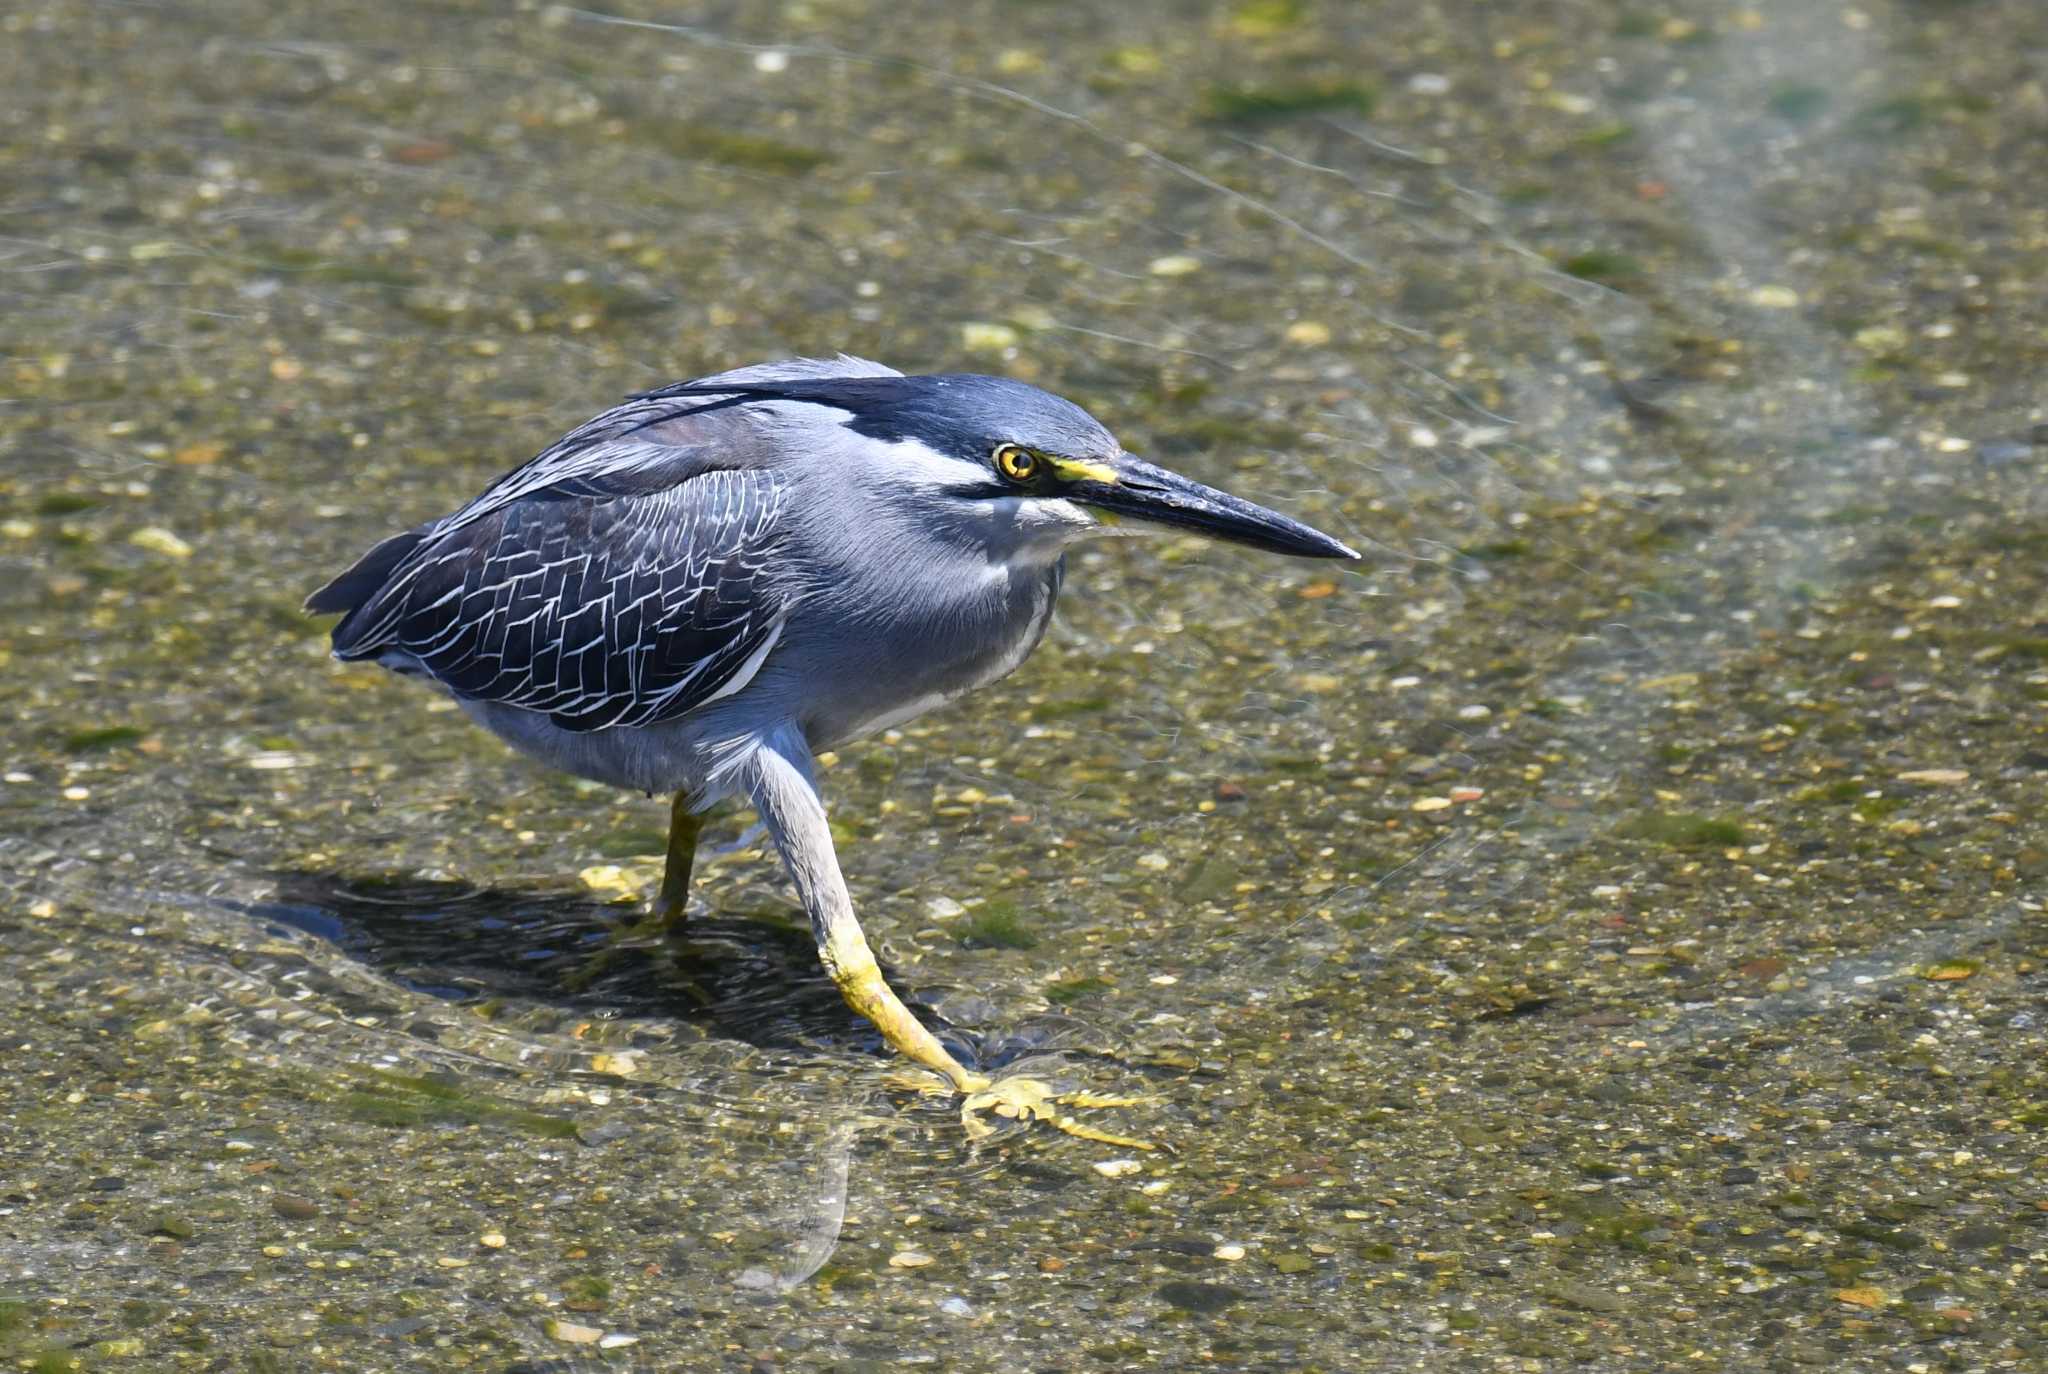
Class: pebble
960,322,1018,353
547,1319,602,1343
924,895,965,919
1412,796,1453,812
130,526,196,558
1148,254,1201,277
1550,1280,1627,1312
889,1250,934,1268
1213,1243,1245,1261
598,1334,640,1349
1156,1281,1247,1314
1748,285,1801,309
1136,852,1170,871
1093,1158,1143,1179
1284,320,1331,346
938,1296,974,1317
1898,768,1968,785
480,1231,507,1248
577,864,643,898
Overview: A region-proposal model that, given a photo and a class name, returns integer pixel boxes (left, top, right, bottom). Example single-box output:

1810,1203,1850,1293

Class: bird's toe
959,1075,1157,1150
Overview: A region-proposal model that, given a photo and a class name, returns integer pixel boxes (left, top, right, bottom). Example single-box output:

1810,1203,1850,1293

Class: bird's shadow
246,868,1076,1070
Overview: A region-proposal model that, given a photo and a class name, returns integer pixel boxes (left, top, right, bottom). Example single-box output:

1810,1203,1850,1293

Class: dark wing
309,358,904,729
326,467,789,732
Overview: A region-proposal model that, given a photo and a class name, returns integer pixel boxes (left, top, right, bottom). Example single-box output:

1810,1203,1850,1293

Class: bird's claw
958,1074,1157,1150
883,1067,1157,1149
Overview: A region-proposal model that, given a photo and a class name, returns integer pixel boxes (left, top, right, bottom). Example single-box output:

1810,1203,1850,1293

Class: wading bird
309,357,1356,1144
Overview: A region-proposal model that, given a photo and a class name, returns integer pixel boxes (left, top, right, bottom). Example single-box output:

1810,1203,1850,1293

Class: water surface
3,0,2045,1368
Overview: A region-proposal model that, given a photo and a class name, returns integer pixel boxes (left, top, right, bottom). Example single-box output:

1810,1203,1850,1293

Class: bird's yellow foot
963,1075,1157,1150
887,1070,1156,1149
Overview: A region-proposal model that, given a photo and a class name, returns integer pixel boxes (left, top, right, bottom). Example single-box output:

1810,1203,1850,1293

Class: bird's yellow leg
750,735,1155,1148
827,931,1155,1147
820,926,982,1090
654,793,703,929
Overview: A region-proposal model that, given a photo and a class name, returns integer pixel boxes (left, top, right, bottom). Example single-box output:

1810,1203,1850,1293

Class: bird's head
695,371,1360,566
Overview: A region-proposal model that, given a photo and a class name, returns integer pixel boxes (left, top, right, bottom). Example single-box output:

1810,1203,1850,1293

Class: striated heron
308,356,1357,1145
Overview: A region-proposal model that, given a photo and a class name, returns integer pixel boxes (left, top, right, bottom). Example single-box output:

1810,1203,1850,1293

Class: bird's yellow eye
993,444,1039,482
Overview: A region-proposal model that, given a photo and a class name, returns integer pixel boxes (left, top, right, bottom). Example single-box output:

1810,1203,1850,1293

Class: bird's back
307,359,901,735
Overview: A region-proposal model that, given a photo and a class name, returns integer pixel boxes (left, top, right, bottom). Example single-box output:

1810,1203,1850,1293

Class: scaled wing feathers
331,466,788,733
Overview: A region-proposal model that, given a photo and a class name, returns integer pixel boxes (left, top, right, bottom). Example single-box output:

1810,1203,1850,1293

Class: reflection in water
729,1120,854,1295
248,869,840,1044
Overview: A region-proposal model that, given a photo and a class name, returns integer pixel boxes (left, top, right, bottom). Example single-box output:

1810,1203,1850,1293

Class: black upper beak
1068,454,1360,561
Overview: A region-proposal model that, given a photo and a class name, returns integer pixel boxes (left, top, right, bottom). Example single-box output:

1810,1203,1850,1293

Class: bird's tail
304,525,434,658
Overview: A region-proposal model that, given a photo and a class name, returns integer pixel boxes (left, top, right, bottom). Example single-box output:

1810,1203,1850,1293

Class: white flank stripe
698,614,786,707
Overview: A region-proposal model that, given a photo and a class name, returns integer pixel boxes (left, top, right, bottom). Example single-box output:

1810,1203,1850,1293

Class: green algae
1560,249,1643,285
1045,975,1112,1004
649,124,833,174
1768,84,1831,122
1616,812,1747,848
341,1069,581,1139
1201,80,1376,123
956,900,1038,950
60,725,145,753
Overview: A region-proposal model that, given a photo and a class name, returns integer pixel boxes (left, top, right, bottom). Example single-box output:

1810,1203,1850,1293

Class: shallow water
3,0,2046,1369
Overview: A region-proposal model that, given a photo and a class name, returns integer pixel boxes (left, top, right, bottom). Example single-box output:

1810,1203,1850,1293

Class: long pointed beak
1063,454,1360,561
